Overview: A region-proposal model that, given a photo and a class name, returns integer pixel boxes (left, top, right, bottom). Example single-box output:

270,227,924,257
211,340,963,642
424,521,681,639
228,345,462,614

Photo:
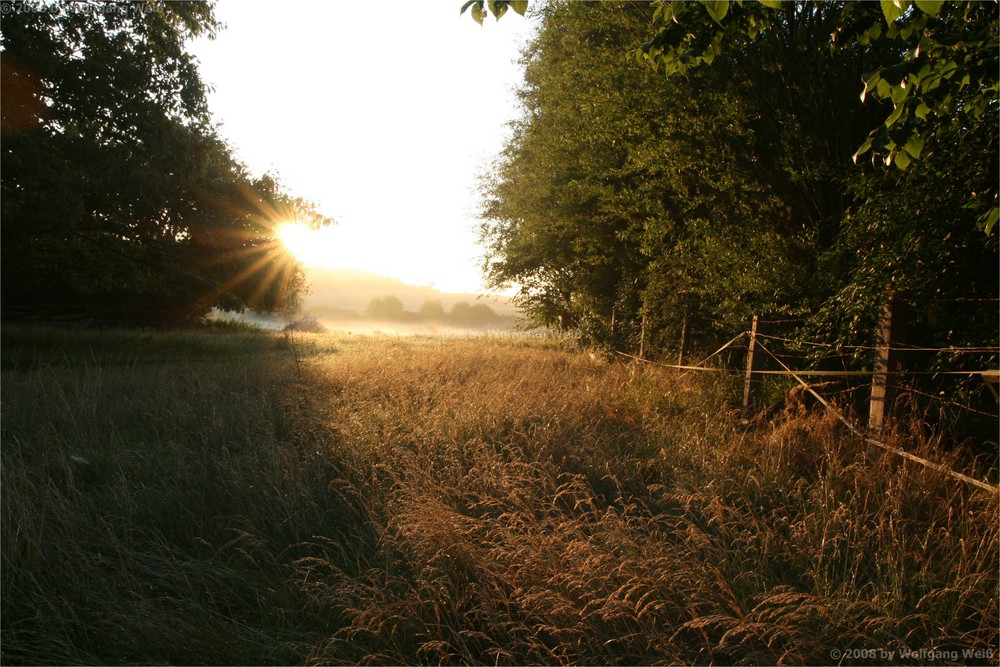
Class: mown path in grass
2,327,997,665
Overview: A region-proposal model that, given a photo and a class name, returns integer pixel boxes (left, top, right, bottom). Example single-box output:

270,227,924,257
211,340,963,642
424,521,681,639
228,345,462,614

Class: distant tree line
1,1,328,326
363,296,508,327
475,1,997,371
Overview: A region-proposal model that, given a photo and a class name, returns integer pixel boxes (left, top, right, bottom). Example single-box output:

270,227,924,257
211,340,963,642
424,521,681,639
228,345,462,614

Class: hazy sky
188,1,535,294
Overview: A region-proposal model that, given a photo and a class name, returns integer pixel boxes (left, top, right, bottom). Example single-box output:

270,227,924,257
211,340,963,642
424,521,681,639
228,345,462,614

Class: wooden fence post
743,316,769,415
869,294,907,432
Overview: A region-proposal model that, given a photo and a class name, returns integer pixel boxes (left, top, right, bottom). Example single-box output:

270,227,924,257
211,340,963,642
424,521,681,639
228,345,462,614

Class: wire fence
616,322,999,495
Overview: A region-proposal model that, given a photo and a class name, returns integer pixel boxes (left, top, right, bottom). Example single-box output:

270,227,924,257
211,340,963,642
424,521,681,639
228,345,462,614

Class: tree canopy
474,0,997,371
466,0,998,234
1,0,329,325
638,0,999,235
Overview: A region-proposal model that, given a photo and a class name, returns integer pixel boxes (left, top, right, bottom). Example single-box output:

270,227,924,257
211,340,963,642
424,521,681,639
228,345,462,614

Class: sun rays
276,221,342,268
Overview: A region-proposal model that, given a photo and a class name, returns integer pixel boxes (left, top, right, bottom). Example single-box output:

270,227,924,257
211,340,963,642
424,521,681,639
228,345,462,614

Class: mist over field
300,267,520,317
212,267,522,334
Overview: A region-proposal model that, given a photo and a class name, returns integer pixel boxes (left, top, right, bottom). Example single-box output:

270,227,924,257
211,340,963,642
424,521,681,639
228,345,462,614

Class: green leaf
983,207,999,236
880,0,906,24
902,134,924,158
876,77,892,100
893,149,911,169
916,61,932,82
914,0,943,16
653,1,677,24
879,62,909,86
852,136,873,163
488,0,508,20
884,102,905,127
938,61,958,80
914,102,931,119
890,83,908,105
472,2,487,24
462,0,487,24
758,0,783,8
509,0,528,16
700,0,730,24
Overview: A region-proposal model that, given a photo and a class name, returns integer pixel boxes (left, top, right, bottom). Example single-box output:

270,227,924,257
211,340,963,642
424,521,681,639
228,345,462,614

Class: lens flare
276,222,313,262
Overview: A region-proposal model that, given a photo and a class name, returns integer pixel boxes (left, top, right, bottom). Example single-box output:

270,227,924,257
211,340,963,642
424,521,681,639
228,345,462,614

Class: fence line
613,352,732,373
755,332,1000,354
904,385,1000,420
754,340,999,495
684,331,747,371
614,331,747,373
612,323,998,495
617,330,998,377
748,368,995,376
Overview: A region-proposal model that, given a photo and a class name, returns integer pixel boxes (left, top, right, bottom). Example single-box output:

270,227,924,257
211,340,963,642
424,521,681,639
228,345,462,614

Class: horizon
298,264,520,318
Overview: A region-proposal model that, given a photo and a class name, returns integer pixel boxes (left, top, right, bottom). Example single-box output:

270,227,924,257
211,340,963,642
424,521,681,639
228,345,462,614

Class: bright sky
188,1,534,295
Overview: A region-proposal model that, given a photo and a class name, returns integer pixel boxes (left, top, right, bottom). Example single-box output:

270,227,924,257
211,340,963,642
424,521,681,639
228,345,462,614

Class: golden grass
1,327,996,665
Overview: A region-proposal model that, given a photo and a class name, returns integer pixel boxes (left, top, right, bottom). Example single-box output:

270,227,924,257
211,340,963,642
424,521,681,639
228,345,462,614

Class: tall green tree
1,0,328,325
636,0,998,359
636,0,999,235
479,2,655,346
469,1,998,233
475,0,995,369
479,1,888,353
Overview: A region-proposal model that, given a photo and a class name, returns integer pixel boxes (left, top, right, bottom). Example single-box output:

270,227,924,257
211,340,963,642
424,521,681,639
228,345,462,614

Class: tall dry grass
2,326,996,665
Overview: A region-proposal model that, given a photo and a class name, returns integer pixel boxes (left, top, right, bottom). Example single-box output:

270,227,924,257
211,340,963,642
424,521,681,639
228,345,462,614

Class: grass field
1,326,997,665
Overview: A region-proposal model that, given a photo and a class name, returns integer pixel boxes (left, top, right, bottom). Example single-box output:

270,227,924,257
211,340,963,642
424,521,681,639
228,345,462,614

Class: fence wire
617,323,999,495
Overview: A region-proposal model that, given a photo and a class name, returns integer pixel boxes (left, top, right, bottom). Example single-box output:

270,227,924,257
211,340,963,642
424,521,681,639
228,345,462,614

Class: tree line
1,1,328,326
361,296,508,327
473,1,996,373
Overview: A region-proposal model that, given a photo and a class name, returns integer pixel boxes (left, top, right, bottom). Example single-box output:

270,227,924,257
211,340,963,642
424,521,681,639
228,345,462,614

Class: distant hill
301,267,520,318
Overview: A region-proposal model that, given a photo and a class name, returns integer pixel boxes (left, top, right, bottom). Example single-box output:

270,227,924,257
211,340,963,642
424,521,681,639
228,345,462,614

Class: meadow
1,326,997,665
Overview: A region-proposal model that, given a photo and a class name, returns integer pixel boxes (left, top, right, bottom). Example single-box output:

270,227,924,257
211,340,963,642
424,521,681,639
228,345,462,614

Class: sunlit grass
1,326,996,665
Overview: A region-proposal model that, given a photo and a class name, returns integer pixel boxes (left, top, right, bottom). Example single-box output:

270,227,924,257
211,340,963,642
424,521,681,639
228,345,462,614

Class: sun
277,222,312,261
276,221,339,267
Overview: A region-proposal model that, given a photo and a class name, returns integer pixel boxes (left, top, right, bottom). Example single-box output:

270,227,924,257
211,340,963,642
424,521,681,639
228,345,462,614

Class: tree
479,2,673,345
811,118,999,357
472,0,995,367
465,0,998,235
418,299,447,322
478,1,887,353
0,0,329,325
366,295,405,321
449,301,497,327
632,0,998,358
636,0,999,235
